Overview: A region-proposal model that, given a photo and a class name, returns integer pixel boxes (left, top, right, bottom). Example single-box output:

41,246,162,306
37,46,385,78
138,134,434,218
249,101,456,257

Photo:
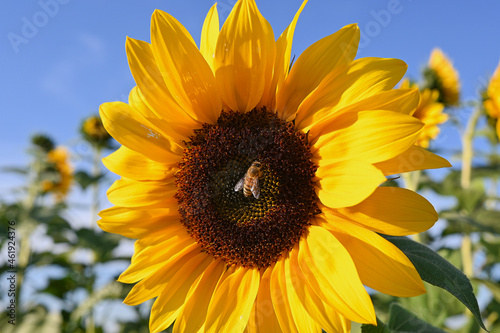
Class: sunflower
42,146,73,201
400,79,447,148
425,48,460,106
98,1,451,332
484,60,500,139
81,115,113,148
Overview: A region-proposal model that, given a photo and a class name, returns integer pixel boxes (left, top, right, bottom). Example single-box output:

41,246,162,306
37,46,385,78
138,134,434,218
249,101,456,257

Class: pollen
175,108,318,269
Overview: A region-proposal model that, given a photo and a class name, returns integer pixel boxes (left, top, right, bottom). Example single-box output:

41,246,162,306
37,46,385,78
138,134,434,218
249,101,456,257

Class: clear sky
2,0,500,196
2,1,500,329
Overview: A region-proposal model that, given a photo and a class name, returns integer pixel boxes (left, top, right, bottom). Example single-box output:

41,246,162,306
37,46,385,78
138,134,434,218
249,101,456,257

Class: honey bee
234,161,262,199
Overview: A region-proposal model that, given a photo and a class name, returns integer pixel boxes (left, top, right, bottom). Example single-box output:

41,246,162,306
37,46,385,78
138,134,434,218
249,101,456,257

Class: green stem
460,108,481,189
461,234,473,277
86,314,95,333
460,107,481,278
90,146,101,229
17,152,44,323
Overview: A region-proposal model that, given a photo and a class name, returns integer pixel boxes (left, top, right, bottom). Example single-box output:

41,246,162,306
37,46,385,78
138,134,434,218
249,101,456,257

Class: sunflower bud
31,134,55,153
80,115,112,148
424,48,461,106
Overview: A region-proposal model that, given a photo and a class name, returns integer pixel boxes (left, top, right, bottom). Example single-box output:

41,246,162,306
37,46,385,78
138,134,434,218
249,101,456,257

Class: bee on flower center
234,161,262,199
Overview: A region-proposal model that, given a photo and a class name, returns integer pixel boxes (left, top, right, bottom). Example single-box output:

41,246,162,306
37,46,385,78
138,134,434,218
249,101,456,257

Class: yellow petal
106,178,176,209
127,86,188,145
97,206,180,239
345,88,419,115
307,88,419,143
485,61,500,119
174,260,226,333
298,226,376,324
99,101,181,164
119,231,196,284
313,110,424,164
269,261,299,333
287,247,351,333
151,10,221,123
149,252,213,333
316,160,386,208
328,186,438,236
259,0,308,110
283,257,322,332
214,0,275,112
123,242,201,304
128,87,190,154
126,38,200,142
276,24,360,120
103,146,176,182
375,145,452,175
200,4,219,72
205,266,260,333
245,267,282,333
325,217,426,297
295,57,407,130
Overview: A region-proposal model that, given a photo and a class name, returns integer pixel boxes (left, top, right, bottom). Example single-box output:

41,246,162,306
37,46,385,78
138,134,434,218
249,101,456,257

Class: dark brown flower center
175,108,318,269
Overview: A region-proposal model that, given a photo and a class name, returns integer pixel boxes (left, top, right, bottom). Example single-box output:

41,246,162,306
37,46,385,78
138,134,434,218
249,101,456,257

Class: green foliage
383,235,487,330
74,170,106,190
0,135,144,332
362,304,446,333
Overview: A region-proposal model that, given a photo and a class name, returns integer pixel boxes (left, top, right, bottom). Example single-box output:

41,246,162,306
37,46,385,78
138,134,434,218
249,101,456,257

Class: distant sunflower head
81,115,113,148
425,48,460,106
98,1,451,332
42,146,73,201
484,60,500,140
401,79,447,148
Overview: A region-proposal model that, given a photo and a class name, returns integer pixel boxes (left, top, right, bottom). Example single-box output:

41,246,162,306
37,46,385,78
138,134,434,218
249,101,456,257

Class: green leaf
383,235,487,331
42,276,78,298
361,305,446,333
1,166,28,175
474,209,500,233
74,170,105,190
388,303,447,332
75,228,122,262
480,236,500,272
398,281,462,327
362,318,391,333
455,316,481,333
440,210,498,235
473,278,500,303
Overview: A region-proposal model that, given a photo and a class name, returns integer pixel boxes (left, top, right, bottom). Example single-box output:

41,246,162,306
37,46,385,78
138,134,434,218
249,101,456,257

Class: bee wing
234,178,245,192
251,178,260,199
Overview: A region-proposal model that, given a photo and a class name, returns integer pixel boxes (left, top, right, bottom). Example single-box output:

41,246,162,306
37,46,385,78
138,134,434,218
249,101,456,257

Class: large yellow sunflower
484,60,500,139
98,1,451,332
401,79,447,148
426,48,461,106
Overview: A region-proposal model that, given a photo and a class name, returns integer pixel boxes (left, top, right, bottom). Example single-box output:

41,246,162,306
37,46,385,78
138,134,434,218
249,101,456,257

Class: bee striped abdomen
235,161,262,199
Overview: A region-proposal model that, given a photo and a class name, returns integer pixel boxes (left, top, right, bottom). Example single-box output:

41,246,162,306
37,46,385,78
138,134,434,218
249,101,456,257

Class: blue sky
1,1,500,329
2,0,500,199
